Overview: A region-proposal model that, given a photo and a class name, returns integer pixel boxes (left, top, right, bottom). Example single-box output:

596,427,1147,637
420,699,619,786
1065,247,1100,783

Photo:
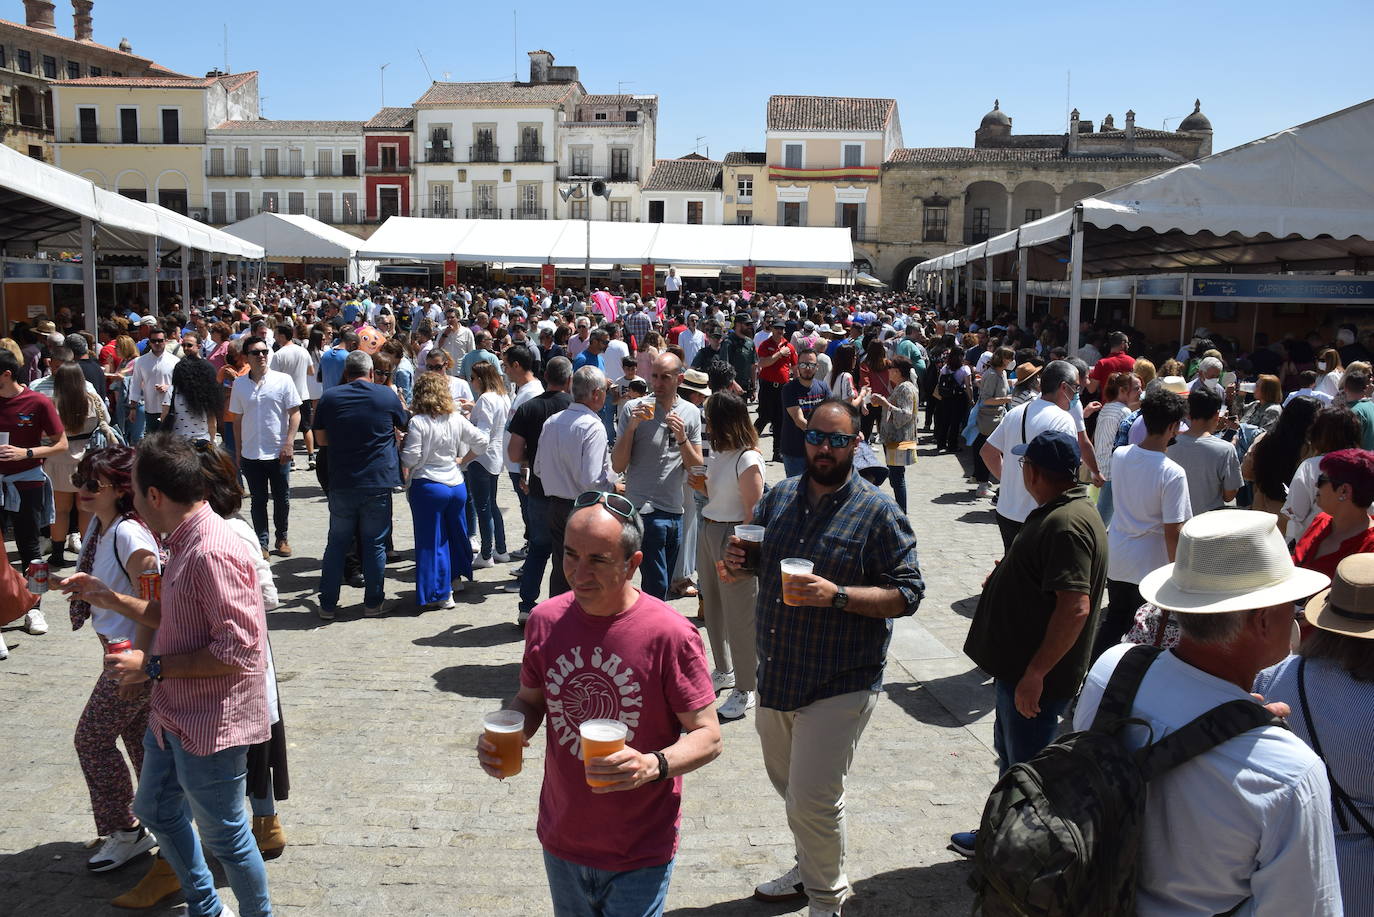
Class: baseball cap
1011,430,1081,477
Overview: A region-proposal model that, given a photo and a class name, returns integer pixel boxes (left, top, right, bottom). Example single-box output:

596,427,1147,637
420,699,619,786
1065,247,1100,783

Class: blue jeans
781,454,807,478
408,478,469,605
241,458,291,548
993,678,1069,777
542,850,674,917
509,471,530,549
125,402,146,444
319,487,392,610
1097,480,1115,528
600,400,618,447
639,510,681,601
519,494,554,614
466,464,507,558
887,464,907,513
134,730,272,917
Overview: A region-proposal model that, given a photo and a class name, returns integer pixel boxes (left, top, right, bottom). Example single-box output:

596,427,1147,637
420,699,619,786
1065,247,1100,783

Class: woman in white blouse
1092,371,1142,527
466,361,510,568
401,372,489,609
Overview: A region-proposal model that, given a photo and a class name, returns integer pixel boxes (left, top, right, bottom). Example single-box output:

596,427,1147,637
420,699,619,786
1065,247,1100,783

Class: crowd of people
0,274,1370,917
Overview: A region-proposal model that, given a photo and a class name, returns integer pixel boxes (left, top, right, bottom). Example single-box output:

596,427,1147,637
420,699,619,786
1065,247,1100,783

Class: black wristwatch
832,586,849,611
652,750,669,782
25,448,33,459
143,654,163,682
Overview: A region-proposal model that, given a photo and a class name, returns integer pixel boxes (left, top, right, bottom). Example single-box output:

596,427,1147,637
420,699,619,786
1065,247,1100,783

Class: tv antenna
417,49,433,83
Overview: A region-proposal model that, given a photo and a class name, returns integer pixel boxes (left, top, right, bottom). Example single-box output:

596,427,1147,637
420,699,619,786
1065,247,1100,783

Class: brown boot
112,855,180,909
252,814,287,859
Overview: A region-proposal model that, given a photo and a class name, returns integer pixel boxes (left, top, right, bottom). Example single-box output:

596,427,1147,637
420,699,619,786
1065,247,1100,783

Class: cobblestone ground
0,420,1005,916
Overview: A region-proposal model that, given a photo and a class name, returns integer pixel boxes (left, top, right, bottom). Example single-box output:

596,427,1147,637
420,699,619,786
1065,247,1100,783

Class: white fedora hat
1139,510,1329,614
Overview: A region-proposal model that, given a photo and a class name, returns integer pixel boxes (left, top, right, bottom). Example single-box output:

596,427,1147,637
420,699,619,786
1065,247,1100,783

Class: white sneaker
439,594,456,609
24,608,48,635
492,552,511,563
66,533,82,553
976,484,994,499
503,581,522,593
718,689,755,721
711,670,736,693
0,634,7,660
471,555,495,569
754,864,805,902
808,907,840,917
87,825,156,872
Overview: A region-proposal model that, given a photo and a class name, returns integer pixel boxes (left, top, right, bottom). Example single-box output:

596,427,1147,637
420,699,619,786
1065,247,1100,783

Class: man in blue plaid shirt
726,398,923,917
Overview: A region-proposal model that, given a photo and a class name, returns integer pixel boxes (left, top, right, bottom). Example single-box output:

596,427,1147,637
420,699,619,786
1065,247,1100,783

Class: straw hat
1157,375,1189,394
1139,510,1329,614
680,369,711,397
1304,553,1374,638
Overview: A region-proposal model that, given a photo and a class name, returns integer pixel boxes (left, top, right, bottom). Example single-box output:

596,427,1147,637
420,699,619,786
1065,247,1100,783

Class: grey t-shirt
1167,432,1242,513
616,395,702,514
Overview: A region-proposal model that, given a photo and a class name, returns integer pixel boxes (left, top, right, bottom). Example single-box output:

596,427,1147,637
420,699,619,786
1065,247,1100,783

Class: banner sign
1190,274,1374,304
541,263,556,291
3,261,50,280
742,265,757,294
444,260,458,287
640,264,655,300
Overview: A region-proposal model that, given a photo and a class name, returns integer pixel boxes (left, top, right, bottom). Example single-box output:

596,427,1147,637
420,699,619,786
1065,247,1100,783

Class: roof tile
643,158,723,192
54,70,256,90
414,80,580,106
365,107,415,129
767,95,896,132
723,151,766,165
211,119,364,134
889,146,1180,165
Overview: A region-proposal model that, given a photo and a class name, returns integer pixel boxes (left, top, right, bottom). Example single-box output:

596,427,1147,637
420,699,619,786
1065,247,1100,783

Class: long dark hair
705,391,758,453
77,445,136,515
829,343,857,387
197,440,243,517
1254,396,1321,501
170,354,222,420
52,363,90,430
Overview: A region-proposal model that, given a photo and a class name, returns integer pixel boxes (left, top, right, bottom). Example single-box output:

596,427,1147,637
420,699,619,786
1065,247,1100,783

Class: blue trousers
409,478,470,605
519,493,554,614
509,471,530,549
319,487,392,610
993,678,1069,777
781,454,807,479
543,850,674,917
134,730,272,917
639,510,681,601
241,458,290,548
466,463,507,558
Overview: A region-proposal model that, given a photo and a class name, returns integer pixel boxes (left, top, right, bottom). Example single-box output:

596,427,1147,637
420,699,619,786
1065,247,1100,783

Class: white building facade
555,93,657,222
640,156,723,225
204,120,365,225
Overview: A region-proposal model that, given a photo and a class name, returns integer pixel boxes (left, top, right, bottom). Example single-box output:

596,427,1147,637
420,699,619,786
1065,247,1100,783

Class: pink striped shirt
149,502,270,756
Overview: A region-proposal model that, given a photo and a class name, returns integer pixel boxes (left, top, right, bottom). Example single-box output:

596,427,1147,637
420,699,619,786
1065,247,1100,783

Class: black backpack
937,369,964,400
970,645,1285,917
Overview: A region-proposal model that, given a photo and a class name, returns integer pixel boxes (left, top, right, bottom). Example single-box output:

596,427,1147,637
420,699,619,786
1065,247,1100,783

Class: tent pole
1251,300,1260,351
584,209,592,296
951,267,959,314
180,248,191,307
984,255,993,321
1016,250,1028,329
81,217,97,333
1067,209,1084,354
147,237,159,318
1180,273,1190,348
1129,278,1138,328
964,264,973,318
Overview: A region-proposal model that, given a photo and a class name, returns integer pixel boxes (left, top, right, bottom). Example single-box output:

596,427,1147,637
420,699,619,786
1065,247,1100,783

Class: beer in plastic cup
689,464,707,488
734,524,765,574
781,558,815,606
580,718,628,787
635,398,656,421
483,710,526,778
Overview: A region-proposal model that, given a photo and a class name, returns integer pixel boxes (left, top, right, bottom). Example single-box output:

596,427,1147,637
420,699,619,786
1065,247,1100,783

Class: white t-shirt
228,370,302,461
503,379,544,474
986,399,1077,523
269,342,312,401
604,339,631,372
703,447,765,522
1280,455,1324,540
1106,445,1193,584
87,516,161,640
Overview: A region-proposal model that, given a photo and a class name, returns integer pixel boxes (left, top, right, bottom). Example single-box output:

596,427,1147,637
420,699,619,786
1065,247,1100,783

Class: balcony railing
421,207,460,218
515,144,544,163
511,207,547,220
62,127,206,144
207,162,235,177
425,147,454,163
558,167,640,183
468,144,498,163
365,162,408,173
466,207,502,219
260,161,306,177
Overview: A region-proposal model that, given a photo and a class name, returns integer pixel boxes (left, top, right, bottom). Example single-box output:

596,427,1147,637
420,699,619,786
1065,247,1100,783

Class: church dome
1179,99,1212,132
980,99,1011,129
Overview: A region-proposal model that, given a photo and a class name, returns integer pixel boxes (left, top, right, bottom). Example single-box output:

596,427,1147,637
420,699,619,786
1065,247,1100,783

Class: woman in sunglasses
64,445,163,874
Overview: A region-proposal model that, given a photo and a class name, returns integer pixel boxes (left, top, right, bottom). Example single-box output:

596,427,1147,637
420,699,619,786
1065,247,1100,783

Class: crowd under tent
222,212,377,284
0,142,264,329
916,97,1374,352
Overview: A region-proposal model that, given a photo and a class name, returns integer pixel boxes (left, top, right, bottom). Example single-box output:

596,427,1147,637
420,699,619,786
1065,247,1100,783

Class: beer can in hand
27,560,48,594
138,570,161,602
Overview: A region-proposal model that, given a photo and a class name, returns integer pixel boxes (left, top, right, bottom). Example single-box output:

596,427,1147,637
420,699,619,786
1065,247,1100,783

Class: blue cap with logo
1011,430,1081,477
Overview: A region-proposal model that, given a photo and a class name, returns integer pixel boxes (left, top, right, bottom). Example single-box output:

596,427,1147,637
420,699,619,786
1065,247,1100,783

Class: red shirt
0,387,62,486
1089,351,1136,390
521,590,715,871
150,502,270,756
757,338,796,385
1292,512,1374,580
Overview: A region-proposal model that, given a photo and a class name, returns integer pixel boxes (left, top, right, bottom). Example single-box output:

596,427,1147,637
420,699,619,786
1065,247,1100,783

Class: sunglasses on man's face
149,338,166,346
804,430,858,449
246,349,269,357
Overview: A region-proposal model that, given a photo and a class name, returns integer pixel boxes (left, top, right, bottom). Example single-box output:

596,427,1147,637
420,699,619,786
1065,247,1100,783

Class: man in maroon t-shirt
478,497,720,915
0,348,68,636
1087,331,1135,396
755,320,798,462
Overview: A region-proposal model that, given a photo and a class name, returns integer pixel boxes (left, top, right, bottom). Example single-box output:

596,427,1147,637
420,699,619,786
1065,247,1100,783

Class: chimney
528,50,553,83
22,0,56,31
1124,110,1136,152
1068,108,1080,153
73,0,94,41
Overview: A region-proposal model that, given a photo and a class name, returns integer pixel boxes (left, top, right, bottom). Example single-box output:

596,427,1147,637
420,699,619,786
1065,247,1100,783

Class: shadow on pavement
949,595,980,619
414,622,523,649
431,661,521,698
956,509,998,525
928,491,976,505
886,668,994,726
664,896,802,916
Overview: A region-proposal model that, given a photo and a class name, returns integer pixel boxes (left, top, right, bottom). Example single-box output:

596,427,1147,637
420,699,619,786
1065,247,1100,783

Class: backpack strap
1297,657,1374,839
1090,645,1163,730
1135,698,1285,782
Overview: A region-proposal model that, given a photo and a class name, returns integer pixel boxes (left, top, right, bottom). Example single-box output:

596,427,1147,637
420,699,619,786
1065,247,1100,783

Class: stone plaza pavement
0,433,1006,916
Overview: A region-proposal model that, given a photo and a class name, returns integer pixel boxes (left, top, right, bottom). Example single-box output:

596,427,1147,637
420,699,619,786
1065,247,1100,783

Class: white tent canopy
356,217,855,270
222,212,376,282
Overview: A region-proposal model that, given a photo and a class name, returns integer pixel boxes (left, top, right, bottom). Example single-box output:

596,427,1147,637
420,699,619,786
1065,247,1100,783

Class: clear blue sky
83,0,1372,159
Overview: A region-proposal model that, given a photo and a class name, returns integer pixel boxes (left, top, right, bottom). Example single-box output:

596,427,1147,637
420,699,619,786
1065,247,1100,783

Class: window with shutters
783,143,803,169
783,202,802,226
234,191,251,221
317,192,334,223
610,147,631,182
316,149,333,177
922,207,947,242
209,192,227,224
341,192,358,223
263,148,280,177
648,200,664,223
287,192,305,215
571,146,591,176
261,191,279,213
233,147,250,176
610,200,629,222
208,148,226,176
842,143,863,168
687,201,704,224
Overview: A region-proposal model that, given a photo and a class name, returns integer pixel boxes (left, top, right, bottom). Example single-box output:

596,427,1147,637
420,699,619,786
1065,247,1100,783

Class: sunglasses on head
804,430,858,449
574,490,637,519
70,474,114,494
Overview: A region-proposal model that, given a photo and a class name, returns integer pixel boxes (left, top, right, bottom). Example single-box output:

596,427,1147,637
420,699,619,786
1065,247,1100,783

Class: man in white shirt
1075,511,1340,917
127,327,179,438
678,314,706,367
230,335,302,559
535,365,619,597
664,266,683,307
499,344,544,570
604,323,631,375
270,326,313,465
566,316,593,360
1097,388,1192,660
980,360,1081,550
436,306,476,373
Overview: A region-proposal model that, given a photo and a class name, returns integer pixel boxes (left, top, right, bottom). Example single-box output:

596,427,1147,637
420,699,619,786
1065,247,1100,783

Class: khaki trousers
696,519,758,691
756,689,878,911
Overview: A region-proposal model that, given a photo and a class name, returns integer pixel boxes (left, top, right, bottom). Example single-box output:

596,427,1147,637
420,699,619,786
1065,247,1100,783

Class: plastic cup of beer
483,710,526,779
735,524,765,574
635,398,656,422
781,558,815,606
580,718,628,787
689,464,707,488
